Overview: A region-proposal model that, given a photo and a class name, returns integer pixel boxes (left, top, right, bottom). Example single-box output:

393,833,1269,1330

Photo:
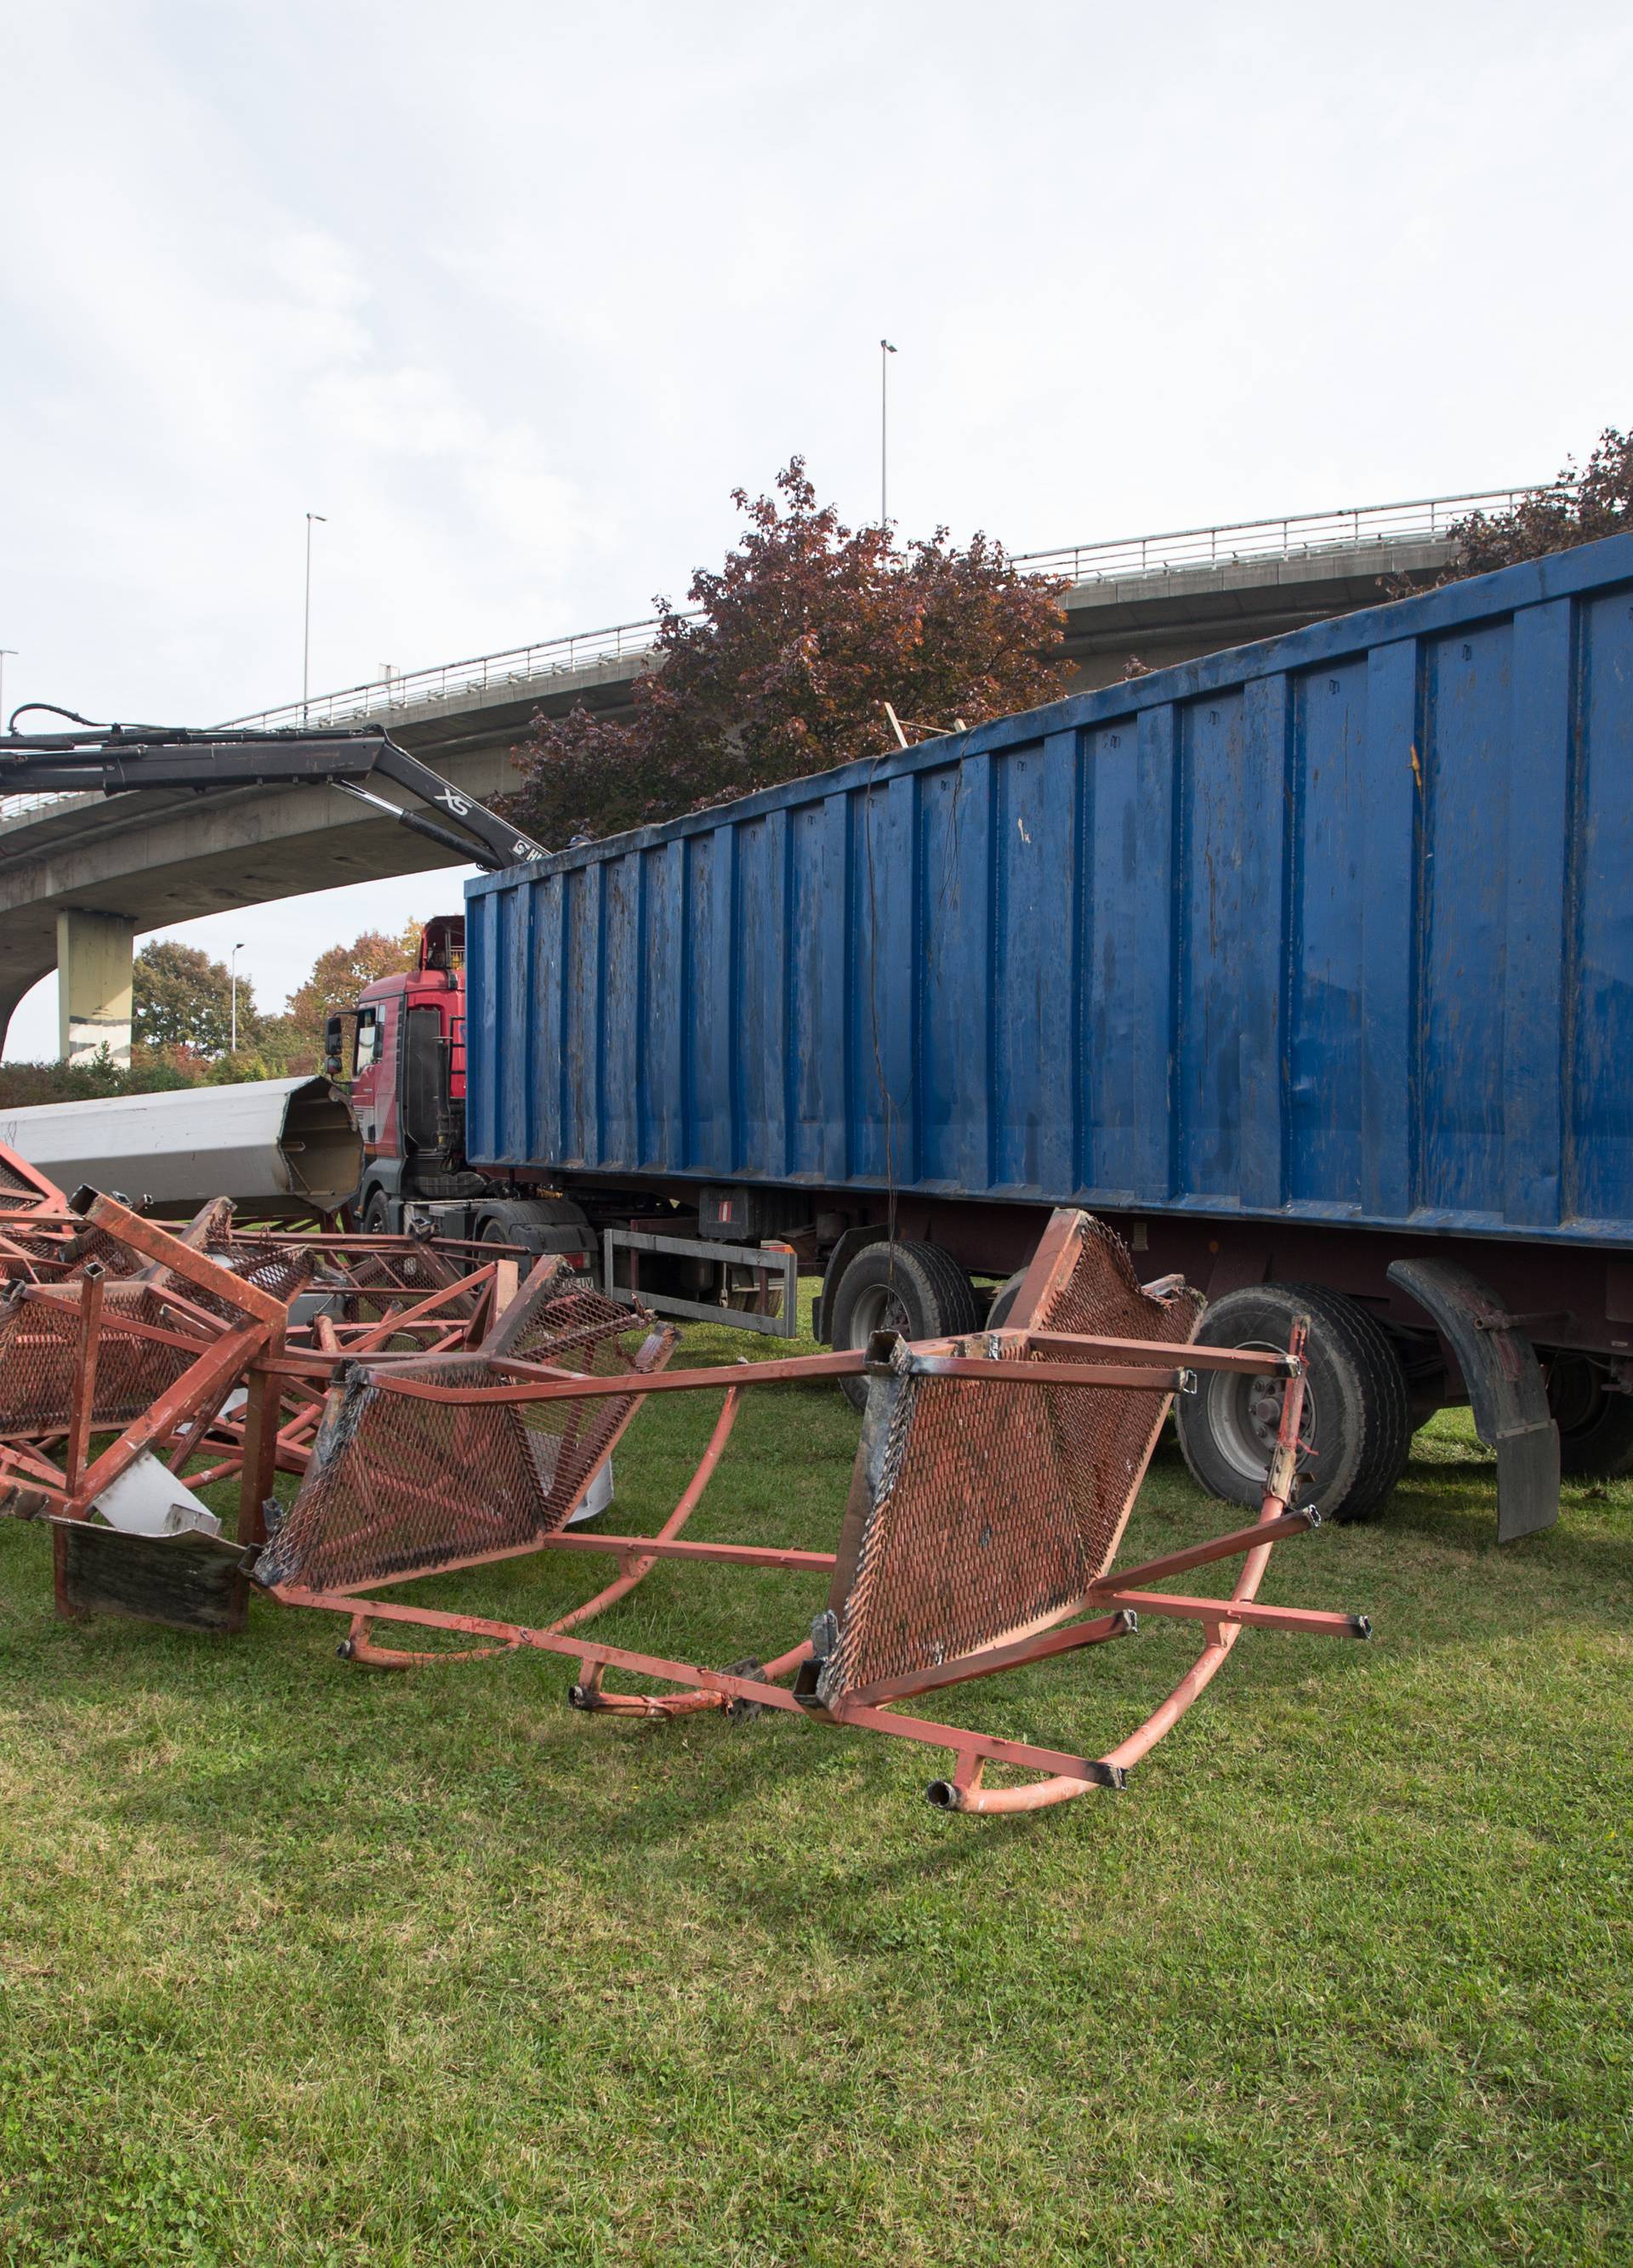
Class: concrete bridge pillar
57,910,136,1067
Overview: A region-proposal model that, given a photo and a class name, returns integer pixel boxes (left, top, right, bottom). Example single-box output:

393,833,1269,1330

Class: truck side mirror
323,1014,345,1079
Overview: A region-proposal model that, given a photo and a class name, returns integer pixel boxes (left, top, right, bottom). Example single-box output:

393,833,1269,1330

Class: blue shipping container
465,532,1633,1250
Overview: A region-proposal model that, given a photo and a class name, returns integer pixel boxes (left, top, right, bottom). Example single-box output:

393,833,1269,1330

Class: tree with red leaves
508,461,1068,844
1435,425,1632,583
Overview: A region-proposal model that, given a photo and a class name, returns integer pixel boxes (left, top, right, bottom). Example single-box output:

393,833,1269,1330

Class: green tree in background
133,941,247,1057
508,460,1069,844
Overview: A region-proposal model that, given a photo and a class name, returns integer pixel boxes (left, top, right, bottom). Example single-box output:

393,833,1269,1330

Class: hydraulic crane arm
0,709,547,874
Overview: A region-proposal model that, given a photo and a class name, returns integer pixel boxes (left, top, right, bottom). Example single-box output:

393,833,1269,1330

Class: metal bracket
1387,1257,1559,1542
602,1228,799,1339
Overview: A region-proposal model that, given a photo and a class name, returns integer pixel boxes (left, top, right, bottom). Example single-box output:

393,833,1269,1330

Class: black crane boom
0,710,548,874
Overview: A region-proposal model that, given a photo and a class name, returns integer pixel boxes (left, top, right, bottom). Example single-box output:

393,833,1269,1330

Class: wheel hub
850,1282,911,1344
1207,1343,1317,1487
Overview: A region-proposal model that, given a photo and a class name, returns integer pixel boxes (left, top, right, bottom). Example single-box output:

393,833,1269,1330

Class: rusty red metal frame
0,1178,550,1629
260,1209,1371,1815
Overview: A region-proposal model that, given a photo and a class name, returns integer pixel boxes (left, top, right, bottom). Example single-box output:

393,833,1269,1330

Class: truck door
401,1006,447,1159
350,998,399,1157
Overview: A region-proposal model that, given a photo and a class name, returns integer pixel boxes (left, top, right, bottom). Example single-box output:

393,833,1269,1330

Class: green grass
1,1301,1630,2266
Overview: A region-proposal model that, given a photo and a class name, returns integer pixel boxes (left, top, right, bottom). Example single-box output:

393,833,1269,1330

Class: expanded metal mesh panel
0,1227,63,1273
333,1247,482,1331
1026,1216,1204,1589
59,1229,145,1282
817,1218,1203,1705
258,1288,664,1593
0,1285,203,1435
0,1154,37,1202
179,1241,318,1318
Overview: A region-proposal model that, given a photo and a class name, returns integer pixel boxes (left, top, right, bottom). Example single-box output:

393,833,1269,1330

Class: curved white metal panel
0,1076,362,1215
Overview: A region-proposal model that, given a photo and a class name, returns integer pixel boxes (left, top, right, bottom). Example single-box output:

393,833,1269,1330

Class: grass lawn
1,1298,1630,2265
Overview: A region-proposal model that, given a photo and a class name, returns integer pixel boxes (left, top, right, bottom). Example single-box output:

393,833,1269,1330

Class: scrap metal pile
1,1140,1370,1813
0,1140,545,1630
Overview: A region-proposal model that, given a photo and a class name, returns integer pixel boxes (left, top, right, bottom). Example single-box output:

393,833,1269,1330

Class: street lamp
302,513,327,723
230,940,246,1054
879,339,897,528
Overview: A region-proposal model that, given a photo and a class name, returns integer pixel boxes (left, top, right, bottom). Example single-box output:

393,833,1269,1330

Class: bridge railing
1014,486,1539,583
220,613,682,735
3,486,1547,813
215,484,1539,736
0,788,98,827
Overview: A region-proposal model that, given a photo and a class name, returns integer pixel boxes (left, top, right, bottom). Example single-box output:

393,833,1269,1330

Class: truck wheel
986,1270,1028,1329
829,1242,982,1412
1545,1355,1633,1478
1175,1283,1411,1522
361,1190,394,1235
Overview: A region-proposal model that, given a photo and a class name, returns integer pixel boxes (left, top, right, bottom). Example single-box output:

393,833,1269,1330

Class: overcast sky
4,0,1631,1054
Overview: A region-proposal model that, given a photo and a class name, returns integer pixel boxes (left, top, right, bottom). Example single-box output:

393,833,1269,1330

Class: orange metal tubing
934,1321,1316,1814
339,1384,746,1668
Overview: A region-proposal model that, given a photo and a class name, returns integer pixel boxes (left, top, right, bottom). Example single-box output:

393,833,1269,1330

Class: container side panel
845,776,917,1185
786,799,846,1181
640,842,684,1174
1571,584,1633,1225
464,890,497,1166
1174,691,1248,1202
1288,660,1370,1206
915,759,988,1191
460,537,1633,1248
1417,622,1512,1219
1084,708,1174,1202
1235,675,1291,1212
991,736,1078,1192
685,831,729,1174
1068,729,1094,1197
733,812,784,1178
600,851,640,1171
556,866,599,1167
499,884,532,1165
527,873,564,1167
1501,598,1574,1230
1357,641,1419,1219
886,774,918,1184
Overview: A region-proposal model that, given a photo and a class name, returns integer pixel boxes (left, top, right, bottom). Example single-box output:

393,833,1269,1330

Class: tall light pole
302,513,327,722
879,340,897,528
0,649,15,726
230,939,246,1054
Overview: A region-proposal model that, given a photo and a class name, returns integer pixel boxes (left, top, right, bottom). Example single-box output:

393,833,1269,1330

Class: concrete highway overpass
0,487,1525,1055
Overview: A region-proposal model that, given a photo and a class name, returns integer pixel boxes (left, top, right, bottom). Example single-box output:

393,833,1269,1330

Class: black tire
1546,1354,1633,1478
361,1189,394,1235
828,1242,982,1412
986,1270,1028,1329
1175,1282,1411,1522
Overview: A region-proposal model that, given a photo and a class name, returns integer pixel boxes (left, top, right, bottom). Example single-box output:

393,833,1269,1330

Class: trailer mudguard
1386,1258,1559,1542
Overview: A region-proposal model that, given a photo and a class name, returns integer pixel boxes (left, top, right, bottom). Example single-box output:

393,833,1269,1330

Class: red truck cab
325,915,591,1259
344,916,464,1172
327,915,475,1231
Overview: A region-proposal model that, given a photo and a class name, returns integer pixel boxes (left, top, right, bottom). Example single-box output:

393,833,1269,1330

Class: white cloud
4,0,1633,1056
